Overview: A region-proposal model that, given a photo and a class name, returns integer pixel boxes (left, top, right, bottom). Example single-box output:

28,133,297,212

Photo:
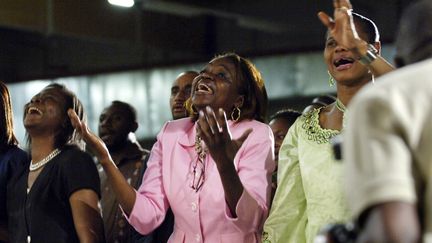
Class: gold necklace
191,135,207,192
335,99,346,113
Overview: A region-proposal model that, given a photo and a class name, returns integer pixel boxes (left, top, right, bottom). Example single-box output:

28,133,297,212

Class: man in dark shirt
98,101,150,243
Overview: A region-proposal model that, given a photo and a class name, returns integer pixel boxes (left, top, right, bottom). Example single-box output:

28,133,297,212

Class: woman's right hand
70,108,137,215
317,0,367,55
68,109,112,165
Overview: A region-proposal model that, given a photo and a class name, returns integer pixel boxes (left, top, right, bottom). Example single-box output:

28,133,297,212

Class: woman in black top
0,81,29,243
7,83,104,243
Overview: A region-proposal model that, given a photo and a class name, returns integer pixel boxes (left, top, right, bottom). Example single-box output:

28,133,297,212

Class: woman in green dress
262,1,395,242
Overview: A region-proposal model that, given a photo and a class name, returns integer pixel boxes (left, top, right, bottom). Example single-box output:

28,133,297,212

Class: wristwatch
357,44,378,65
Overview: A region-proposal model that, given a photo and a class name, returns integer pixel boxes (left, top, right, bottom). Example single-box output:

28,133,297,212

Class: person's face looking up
24,86,68,132
191,57,243,115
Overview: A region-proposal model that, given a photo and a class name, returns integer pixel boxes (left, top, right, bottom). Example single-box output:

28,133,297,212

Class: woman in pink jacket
70,53,275,243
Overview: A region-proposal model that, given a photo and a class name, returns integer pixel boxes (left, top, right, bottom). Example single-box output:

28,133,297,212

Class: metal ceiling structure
0,0,412,82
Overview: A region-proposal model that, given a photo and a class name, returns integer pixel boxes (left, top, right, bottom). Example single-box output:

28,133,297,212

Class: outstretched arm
68,109,136,215
318,0,395,78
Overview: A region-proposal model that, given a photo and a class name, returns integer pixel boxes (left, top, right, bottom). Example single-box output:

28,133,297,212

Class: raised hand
196,106,252,169
68,109,112,164
317,0,364,52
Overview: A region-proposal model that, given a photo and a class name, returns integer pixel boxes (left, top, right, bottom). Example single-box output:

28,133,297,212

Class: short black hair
110,100,137,122
352,12,380,44
269,109,302,125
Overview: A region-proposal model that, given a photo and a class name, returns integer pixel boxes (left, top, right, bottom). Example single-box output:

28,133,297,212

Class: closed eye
326,39,337,48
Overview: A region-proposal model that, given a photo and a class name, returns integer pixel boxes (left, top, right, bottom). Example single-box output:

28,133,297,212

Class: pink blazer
126,118,275,243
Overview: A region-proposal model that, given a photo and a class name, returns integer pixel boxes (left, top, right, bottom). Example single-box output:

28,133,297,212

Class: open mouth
99,131,113,141
195,82,213,95
334,57,355,70
27,107,43,115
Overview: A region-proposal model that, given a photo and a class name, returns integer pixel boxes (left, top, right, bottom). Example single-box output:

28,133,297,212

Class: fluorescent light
108,0,134,8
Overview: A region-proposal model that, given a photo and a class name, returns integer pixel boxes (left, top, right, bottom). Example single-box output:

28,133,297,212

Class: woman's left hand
197,106,252,170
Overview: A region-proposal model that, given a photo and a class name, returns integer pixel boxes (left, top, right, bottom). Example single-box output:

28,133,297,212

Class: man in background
170,71,198,120
98,101,151,243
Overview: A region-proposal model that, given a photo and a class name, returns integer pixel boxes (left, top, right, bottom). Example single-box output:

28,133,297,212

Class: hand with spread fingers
317,0,394,76
196,106,252,169
317,0,363,54
68,108,112,164
68,108,137,215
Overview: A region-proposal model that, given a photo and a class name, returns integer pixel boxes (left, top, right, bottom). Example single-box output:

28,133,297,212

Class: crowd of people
0,0,431,242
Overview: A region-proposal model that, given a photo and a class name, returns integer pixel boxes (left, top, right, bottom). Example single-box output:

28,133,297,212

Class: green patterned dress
262,108,351,243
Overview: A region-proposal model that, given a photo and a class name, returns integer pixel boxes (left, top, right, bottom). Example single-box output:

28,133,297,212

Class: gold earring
231,107,241,122
327,71,335,86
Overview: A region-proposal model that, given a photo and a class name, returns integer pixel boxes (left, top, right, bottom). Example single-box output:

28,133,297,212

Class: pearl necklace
29,149,61,171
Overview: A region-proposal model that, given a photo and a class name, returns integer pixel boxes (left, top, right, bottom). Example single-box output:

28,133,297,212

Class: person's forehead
102,105,127,115
270,118,291,128
326,22,369,41
34,87,66,101
174,74,195,86
209,57,235,69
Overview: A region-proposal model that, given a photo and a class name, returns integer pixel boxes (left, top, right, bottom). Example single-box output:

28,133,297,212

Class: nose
335,44,348,53
174,94,185,102
200,72,214,80
30,96,42,104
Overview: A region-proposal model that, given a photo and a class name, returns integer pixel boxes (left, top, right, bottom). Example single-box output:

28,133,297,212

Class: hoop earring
185,98,197,116
327,71,335,86
230,107,241,122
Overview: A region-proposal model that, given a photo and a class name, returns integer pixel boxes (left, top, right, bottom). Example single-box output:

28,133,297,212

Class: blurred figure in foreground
344,0,432,242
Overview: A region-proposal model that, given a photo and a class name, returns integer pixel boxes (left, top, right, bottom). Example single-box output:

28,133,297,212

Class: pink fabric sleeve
123,123,170,235
224,124,275,232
